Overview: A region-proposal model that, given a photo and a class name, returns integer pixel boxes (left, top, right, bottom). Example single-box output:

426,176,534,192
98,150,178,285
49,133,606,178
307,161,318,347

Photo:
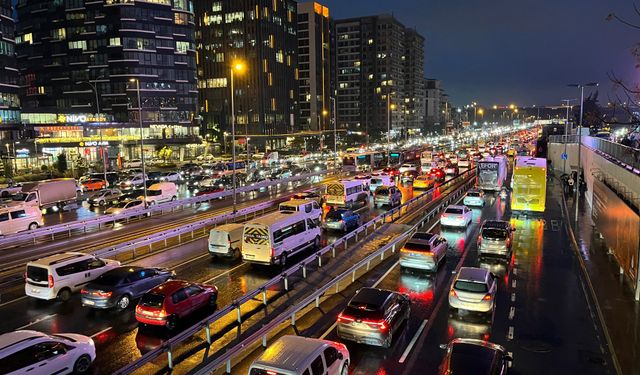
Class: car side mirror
439,344,448,350
337,352,344,360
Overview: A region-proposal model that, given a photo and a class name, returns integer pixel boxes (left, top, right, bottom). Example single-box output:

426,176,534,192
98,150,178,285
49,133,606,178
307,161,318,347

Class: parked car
439,338,512,375
463,189,485,207
25,252,120,301
249,335,350,375
336,287,410,348
440,205,472,228
123,159,142,169
323,208,361,232
80,179,106,192
88,189,122,207
0,330,96,375
0,205,43,235
449,267,497,314
105,199,145,215
477,220,514,258
135,280,218,330
81,266,175,310
374,186,402,208
160,172,183,183
400,232,447,271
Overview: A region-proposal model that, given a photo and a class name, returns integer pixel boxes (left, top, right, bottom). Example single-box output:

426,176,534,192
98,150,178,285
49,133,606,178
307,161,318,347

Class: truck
11,179,78,211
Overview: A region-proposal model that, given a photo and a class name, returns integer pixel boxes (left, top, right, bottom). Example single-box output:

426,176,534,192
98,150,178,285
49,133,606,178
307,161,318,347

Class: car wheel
209,294,217,307
116,294,131,310
341,363,349,375
99,200,106,206
171,196,177,201
57,288,71,302
28,222,39,230
165,315,177,330
73,354,92,374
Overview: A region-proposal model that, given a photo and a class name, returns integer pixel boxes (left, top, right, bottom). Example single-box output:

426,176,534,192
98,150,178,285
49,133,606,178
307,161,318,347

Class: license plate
142,310,154,316
353,322,368,329
31,289,39,293
84,300,95,305
244,254,254,259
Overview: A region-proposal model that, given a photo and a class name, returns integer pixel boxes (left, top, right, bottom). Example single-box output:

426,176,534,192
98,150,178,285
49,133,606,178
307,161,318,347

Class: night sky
319,0,638,108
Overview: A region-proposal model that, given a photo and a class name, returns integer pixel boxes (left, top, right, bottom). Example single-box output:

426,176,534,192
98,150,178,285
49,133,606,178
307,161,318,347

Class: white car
88,189,121,207
440,205,472,227
449,267,497,314
123,159,142,169
160,172,182,183
105,199,145,215
398,164,417,174
0,330,96,374
0,205,43,235
119,174,147,189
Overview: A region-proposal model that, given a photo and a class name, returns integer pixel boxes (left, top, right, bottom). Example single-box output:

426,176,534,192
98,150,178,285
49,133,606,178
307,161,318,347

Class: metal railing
114,168,477,375
0,170,335,249
549,135,640,173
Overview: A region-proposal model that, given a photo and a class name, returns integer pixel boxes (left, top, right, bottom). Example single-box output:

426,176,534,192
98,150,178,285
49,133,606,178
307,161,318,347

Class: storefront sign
57,114,108,123
80,141,110,147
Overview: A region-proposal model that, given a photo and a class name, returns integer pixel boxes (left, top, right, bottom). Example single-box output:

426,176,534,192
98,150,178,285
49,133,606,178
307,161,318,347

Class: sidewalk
564,187,640,375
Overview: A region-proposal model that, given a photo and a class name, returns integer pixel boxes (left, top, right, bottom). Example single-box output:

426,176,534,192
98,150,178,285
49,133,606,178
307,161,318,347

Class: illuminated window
275,50,283,63
368,39,374,45
211,1,222,12
109,37,121,46
53,28,66,40
225,11,244,23
68,40,87,50
17,33,33,44
176,41,189,54
271,98,276,111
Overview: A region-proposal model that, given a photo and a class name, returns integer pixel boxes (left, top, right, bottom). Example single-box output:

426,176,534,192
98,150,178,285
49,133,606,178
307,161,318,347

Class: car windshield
482,228,508,240
326,211,345,221
11,193,27,201
376,188,389,195
371,178,382,184
445,208,463,215
403,242,431,252
139,293,165,308
113,201,129,208
467,191,481,197
147,190,162,196
454,280,488,293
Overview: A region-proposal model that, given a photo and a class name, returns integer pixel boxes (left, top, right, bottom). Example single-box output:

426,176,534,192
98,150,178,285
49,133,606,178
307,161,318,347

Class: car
291,190,323,204
400,232,447,271
382,167,400,177
25,252,121,301
413,175,436,190
195,185,225,197
323,208,361,232
477,220,515,258
88,189,122,207
0,330,96,375
448,155,459,165
135,280,218,329
81,266,175,310
249,335,350,375
373,185,402,208
440,205,472,228
0,205,43,235
124,159,142,169
428,168,446,182
336,287,410,348
444,164,459,176
398,164,417,174
105,199,145,215
449,267,497,314
463,189,485,207
439,338,512,375
147,171,164,182
160,171,183,183
369,175,394,193
118,188,144,202
354,173,371,181
80,179,106,192
187,175,209,190
119,174,147,189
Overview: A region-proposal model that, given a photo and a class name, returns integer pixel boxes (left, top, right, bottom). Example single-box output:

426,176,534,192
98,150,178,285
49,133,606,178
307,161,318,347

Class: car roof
457,267,489,282
483,220,510,229
148,280,192,295
448,339,506,375
350,287,394,307
29,252,90,267
410,232,436,242
0,330,47,353
251,335,329,372
283,199,314,206
100,266,144,278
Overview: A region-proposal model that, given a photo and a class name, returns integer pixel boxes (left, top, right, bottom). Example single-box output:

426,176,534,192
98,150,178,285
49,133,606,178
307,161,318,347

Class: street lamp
77,75,107,185
230,60,245,213
129,78,148,206
568,82,598,222
323,99,338,170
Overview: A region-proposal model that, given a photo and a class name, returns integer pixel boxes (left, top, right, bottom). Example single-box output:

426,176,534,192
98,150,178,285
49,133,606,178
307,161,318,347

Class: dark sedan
439,338,512,375
81,266,175,310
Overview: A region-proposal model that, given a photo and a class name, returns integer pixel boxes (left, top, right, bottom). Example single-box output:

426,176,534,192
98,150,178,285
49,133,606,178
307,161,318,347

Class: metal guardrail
549,135,640,173
114,168,477,375
0,170,334,249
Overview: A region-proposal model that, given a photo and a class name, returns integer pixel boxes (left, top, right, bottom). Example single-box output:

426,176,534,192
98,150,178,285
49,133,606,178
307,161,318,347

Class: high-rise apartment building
15,0,199,160
335,14,425,142
297,2,330,134
0,0,20,140
195,0,298,150
403,29,426,136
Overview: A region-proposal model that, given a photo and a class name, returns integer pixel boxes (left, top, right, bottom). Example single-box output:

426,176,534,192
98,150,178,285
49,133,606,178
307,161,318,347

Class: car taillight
483,293,492,301
477,235,482,245
81,289,88,294
48,275,54,288
97,291,113,298
506,238,511,247
337,313,354,323
158,309,167,318
450,289,457,298
271,247,275,258
363,319,388,331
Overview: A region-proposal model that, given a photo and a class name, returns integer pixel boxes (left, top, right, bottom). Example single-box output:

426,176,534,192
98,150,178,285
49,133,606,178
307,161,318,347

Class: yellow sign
56,114,108,123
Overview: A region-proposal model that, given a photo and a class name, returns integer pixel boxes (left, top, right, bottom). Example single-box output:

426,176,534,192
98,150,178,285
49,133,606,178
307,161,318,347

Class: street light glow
233,61,245,73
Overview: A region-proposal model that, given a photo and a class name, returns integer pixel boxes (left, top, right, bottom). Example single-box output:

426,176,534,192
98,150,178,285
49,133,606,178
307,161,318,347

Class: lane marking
512,268,518,276
399,319,428,363
0,295,27,308
372,260,400,288
319,322,337,340
17,314,55,330
511,292,516,302
507,326,514,340
203,262,249,284
90,327,111,338
511,279,517,289
508,306,515,320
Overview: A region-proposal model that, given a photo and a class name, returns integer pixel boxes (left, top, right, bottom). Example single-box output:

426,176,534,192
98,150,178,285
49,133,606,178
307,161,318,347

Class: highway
0,169,472,374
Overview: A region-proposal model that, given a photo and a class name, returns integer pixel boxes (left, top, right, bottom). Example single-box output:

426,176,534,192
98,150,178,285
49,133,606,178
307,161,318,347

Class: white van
208,223,244,259
0,204,44,235
249,335,350,375
139,182,177,205
242,211,321,266
279,199,322,221
25,252,120,301
325,179,368,208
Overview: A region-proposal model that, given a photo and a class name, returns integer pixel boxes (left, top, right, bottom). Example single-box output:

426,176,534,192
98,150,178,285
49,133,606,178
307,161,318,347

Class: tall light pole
387,94,396,166
568,82,598,221
78,75,107,185
331,97,337,170
561,98,576,174
129,78,148,206
230,61,245,214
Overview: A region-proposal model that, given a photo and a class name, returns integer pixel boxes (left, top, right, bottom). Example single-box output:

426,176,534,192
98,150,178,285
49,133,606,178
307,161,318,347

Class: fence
549,135,640,174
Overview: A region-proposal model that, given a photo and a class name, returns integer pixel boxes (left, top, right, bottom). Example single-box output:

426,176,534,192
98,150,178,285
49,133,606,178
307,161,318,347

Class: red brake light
271,247,275,258
450,289,457,298
81,289,88,294
477,235,482,245
97,291,113,298
483,293,492,301
363,319,388,331
48,275,54,288
337,313,354,323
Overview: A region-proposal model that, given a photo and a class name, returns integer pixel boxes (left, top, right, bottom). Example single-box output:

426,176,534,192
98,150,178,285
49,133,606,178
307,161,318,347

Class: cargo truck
11,179,78,211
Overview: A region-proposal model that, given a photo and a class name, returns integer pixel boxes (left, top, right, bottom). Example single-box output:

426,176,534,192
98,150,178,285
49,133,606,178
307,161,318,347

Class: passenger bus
389,149,422,166
324,179,369,208
510,157,547,212
342,151,385,172
477,156,508,191
242,211,321,266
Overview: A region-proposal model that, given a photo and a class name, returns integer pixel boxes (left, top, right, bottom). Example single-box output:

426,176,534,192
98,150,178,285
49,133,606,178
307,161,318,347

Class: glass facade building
0,0,20,139
15,0,199,160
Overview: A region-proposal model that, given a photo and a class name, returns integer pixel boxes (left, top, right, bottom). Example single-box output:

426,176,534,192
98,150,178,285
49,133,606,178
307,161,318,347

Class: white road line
171,253,211,270
508,306,515,320
511,292,516,302
399,319,428,363
0,295,27,308
17,314,55,330
203,262,248,284
319,322,338,340
90,327,111,338
511,279,517,289
512,268,518,276
507,326,514,340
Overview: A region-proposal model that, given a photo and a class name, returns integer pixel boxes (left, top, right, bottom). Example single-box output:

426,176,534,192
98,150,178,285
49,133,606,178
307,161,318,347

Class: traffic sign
561,153,568,160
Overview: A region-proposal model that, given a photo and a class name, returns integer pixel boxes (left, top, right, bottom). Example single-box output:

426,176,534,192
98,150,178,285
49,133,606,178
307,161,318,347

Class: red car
195,185,225,197
429,168,446,182
135,280,218,329
382,167,400,176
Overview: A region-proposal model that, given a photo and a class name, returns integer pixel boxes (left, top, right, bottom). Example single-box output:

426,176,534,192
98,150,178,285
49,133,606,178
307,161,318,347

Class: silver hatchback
399,232,447,271
449,267,497,314
478,220,514,258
